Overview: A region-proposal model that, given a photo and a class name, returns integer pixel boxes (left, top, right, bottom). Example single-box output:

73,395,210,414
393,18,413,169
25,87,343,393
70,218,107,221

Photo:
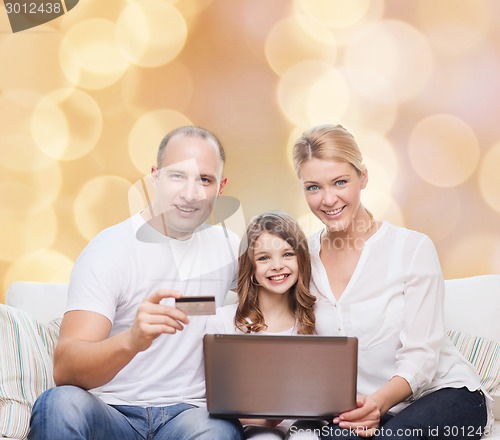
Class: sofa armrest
6,282,68,323
444,275,500,341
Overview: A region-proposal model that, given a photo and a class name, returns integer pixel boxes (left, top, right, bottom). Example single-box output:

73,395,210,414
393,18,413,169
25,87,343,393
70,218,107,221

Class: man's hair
157,126,226,168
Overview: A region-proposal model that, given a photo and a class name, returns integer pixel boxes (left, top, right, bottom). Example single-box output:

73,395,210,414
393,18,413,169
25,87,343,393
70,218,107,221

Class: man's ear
151,165,159,184
218,177,228,196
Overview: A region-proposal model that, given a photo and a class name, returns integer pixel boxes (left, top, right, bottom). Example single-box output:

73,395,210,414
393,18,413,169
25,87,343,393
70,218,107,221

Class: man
29,126,243,440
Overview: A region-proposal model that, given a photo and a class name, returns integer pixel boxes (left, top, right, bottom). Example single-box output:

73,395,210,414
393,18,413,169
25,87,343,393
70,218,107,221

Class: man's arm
53,290,189,390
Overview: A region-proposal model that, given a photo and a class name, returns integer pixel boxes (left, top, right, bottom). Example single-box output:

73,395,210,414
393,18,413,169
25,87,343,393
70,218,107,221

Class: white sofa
1,276,499,439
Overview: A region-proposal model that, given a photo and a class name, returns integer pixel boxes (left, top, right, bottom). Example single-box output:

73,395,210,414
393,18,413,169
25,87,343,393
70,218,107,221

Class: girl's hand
333,394,381,438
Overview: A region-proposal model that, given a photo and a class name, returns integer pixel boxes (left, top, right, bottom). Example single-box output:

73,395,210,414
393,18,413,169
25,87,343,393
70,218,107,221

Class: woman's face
299,158,367,233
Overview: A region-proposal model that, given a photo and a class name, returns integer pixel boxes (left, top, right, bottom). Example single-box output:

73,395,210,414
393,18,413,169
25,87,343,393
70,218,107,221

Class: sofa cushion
448,330,500,395
0,305,60,440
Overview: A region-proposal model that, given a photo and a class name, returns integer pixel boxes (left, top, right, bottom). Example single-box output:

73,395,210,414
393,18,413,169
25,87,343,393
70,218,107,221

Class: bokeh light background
1,0,500,302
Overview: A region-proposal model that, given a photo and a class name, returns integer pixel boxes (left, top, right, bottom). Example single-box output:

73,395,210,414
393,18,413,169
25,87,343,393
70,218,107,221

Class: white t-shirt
67,213,239,407
310,222,487,414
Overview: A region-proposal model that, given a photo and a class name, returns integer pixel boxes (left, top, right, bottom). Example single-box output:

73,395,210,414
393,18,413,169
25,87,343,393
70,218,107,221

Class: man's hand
128,289,190,353
333,394,381,438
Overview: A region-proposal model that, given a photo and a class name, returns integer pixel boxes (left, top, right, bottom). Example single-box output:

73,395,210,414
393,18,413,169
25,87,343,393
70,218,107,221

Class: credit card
175,296,216,315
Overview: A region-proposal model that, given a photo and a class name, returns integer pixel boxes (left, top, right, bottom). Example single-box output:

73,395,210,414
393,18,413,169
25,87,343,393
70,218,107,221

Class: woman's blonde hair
293,124,366,176
235,211,316,335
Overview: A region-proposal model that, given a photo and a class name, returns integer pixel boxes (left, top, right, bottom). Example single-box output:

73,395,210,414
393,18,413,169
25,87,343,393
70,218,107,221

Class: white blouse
310,222,486,415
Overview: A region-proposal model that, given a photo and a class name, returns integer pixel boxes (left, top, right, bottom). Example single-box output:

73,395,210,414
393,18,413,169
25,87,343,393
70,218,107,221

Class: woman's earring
251,275,260,286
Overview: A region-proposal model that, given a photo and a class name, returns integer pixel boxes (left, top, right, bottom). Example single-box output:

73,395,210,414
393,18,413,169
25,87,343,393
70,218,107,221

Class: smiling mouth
175,205,197,213
268,274,290,281
324,206,345,216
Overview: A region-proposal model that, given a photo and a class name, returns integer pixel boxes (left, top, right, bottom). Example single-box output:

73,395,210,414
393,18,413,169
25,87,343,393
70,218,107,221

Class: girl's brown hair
235,211,316,335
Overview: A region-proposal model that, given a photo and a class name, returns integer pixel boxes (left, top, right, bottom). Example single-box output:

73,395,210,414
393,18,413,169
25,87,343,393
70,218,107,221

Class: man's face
151,135,226,239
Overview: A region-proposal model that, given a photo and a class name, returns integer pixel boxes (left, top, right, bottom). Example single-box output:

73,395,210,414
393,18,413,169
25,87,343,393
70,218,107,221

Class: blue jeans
318,388,487,440
28,385,243,440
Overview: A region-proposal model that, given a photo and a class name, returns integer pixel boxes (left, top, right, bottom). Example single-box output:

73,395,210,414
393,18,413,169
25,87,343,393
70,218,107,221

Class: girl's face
299,158,367,233
253,232,299,296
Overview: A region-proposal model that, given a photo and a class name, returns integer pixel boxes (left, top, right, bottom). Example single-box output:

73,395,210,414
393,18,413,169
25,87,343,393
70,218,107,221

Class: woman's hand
333,394,381,438
333,376,412,437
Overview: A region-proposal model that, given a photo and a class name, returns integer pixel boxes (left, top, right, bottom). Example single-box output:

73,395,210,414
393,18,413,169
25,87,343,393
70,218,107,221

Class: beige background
1,0,499,302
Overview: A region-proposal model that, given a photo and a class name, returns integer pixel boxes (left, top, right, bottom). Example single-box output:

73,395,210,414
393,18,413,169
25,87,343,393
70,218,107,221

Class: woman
292,124,493,440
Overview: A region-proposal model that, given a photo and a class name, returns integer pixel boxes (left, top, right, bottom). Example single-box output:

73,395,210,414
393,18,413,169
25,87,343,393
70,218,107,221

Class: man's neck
140,210,194,241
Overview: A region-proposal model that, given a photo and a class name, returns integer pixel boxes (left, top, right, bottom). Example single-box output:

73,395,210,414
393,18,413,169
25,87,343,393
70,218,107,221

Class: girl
292,124,492,440
206,211,318,439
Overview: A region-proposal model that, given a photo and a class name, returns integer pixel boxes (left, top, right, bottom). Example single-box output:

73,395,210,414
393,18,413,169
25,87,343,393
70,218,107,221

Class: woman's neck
323,207,376,248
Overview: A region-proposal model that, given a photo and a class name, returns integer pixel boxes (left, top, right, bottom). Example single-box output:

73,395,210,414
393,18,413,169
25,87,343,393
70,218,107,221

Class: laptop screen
204,334,358,419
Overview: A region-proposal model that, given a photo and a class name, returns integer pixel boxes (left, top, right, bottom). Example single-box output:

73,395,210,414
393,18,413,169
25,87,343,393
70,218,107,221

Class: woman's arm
333,235,445,436
394,234,445,398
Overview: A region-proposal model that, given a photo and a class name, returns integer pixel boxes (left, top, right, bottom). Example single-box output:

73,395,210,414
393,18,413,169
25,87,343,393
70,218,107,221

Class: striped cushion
0,305,60,439
448,329,500,395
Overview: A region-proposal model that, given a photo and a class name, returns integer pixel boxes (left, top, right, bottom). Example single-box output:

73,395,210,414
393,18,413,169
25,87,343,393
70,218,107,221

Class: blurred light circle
3,249,74,292
342,93,398,135
296,212,326,237
0,161,62,215
74,175,133,241
0,207,57,262
444,233,499,279
60,19,130,89
116,1,187,67
416,0,490,56
307,68,350,126
0,90,55,172
344,20,434,102
277,61,349,126
478,142,500,214
310,0,386,48
264,15,337,76
295,0,371,28
128,109,192,175
121,61,194,116
128,175,155,219
408,114,480,187
172,0,214,17
359,132,398,187
362,189,404,227
1,133,56,172
494,243,500,274
0,25,67,92
286,126,308,175
31,88,102,161
404,187,461,242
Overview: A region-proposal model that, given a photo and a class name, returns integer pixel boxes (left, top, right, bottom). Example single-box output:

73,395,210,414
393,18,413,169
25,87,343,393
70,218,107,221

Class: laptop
203,334,358,419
